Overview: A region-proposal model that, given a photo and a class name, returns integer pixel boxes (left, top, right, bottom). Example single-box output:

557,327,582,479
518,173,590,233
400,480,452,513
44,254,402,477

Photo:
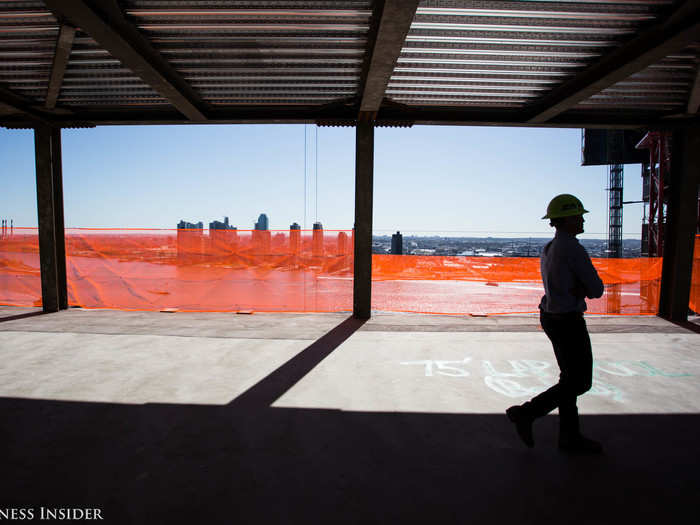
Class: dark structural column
34,124,67,312
658,126,700,322
353,121,374,319
51,127,68,309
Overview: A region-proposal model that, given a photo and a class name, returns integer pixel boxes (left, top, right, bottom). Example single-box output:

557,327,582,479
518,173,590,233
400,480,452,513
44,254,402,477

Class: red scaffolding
636,132,672,257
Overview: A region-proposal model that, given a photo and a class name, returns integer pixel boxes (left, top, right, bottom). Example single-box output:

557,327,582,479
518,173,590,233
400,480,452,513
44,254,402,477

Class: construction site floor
1,306,699,524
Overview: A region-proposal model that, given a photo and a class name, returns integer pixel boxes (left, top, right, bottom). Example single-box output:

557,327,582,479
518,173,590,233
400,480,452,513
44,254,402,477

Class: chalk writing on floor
399,358,692,403
399,358,472,377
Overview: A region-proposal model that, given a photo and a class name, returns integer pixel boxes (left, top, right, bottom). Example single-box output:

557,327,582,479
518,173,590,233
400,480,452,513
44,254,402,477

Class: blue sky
0,124,643,239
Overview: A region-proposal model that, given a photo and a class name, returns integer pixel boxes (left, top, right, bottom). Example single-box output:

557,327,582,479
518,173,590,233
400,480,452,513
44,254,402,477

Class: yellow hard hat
542,194,589,219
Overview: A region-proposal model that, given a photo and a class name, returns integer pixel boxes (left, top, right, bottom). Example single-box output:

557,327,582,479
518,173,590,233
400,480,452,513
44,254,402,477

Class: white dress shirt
539,230,604,313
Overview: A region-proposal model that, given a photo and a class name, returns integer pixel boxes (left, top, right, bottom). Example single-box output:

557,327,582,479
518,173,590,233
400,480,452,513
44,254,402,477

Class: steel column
34,124,67,312
51,128,68,309
353,121,374,319
658,127,700,321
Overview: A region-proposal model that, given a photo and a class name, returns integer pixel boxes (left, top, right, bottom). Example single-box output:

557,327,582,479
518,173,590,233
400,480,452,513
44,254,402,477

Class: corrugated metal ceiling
577,43,699,111
0,0,698,125
0,1,57,103
61,34,167,107
389,0,678,108
123,0,371,106
0,1,167,108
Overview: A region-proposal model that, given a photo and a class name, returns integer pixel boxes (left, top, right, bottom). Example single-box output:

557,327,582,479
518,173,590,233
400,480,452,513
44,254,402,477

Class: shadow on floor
665,317,700,334
0,310,48,323
2,316,699,524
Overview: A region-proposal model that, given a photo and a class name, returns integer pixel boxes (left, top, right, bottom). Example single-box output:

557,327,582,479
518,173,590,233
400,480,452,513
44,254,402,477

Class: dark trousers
524,310,593,436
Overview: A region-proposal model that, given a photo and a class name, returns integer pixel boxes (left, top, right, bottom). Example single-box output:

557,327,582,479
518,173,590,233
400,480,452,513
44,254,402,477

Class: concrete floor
1,306,699,524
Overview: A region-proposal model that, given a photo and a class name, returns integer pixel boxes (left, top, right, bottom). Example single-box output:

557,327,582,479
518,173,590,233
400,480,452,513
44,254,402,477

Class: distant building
209,216,237,254
312,222,323,256
253,229,271,254
473,250,503,257
209,216,236,230
255,213,269,230
337,231,349,255
391,231,403,255
290,223,301,254
273,232,286,251
177,220,203,230
177,220,204,261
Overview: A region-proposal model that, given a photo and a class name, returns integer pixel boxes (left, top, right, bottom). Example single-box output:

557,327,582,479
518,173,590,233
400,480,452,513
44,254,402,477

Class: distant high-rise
178,220,203,230
391,231,403,255
312,222,324,256
209,216,236,230
337,231,349,255
177,220,204,262
255,213,269,231
289,222,301,254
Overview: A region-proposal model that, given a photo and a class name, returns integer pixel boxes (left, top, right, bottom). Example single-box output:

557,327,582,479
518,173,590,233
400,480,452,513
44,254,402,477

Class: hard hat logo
542,194,589,219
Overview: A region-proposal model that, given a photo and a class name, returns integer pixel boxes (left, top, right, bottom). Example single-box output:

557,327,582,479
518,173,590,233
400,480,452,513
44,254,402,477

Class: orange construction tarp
690,235,700,314
371,253,663,315
1,228,354,312
0,228,694,316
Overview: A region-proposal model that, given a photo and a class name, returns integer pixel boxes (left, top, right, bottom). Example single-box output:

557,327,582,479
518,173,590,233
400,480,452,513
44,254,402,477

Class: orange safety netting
371,254,663,315
1,228,354,312
0,228,696,315
691,235,700,314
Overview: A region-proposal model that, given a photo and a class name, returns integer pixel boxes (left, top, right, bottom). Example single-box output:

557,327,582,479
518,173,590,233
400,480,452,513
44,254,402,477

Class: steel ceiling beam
528,1,700,124
358,0,419,118
44,0,208,121
0,85,52,124
46,25,76,110
6,106,699,130
687,64,700,114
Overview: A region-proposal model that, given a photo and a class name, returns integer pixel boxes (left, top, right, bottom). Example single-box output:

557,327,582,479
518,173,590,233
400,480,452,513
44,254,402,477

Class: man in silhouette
506,194,604,453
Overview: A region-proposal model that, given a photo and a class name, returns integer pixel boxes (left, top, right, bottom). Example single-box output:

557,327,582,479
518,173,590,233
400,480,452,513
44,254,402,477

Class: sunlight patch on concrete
0,332,306,404
272,332,700,414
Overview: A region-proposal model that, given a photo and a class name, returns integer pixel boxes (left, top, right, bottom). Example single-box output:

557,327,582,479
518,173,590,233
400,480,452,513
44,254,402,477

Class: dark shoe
506,405,534,448
559,434,603,454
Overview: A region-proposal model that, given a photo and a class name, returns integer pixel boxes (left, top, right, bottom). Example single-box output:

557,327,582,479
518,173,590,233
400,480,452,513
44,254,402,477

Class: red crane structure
636,132,673,258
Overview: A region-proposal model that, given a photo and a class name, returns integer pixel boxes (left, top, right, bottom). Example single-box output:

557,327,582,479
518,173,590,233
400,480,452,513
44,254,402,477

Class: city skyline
1,125,645,240
171,216,638,241
372,234,642,258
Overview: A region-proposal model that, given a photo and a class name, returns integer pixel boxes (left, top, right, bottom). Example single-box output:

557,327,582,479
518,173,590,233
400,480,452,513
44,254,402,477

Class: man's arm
571,245,604,299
